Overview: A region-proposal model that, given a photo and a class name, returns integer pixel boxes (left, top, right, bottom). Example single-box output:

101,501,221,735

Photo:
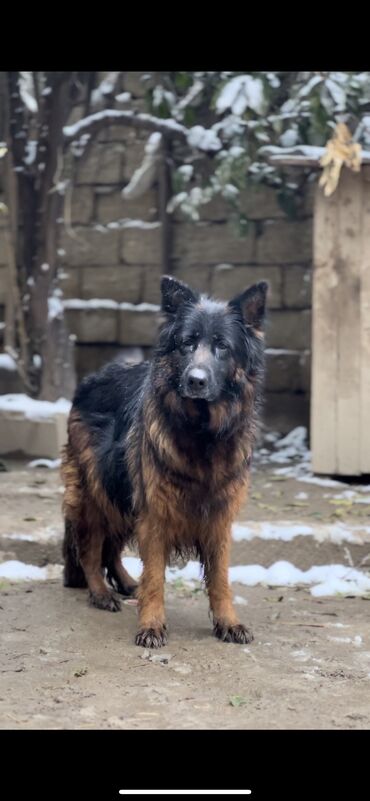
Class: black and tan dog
62,276,268,647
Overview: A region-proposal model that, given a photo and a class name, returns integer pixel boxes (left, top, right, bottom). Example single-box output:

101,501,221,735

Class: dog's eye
215,342,229,355
181,341,196,353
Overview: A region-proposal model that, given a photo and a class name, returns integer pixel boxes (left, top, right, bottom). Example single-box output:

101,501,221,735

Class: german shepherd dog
62,276,267,648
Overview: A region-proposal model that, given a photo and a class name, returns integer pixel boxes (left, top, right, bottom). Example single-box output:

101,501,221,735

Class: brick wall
0,72,313,432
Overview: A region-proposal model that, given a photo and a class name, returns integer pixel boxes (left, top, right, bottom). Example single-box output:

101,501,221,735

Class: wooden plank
336,168,363,475
311,183,339,474
267,155,370,166
360,168,370,472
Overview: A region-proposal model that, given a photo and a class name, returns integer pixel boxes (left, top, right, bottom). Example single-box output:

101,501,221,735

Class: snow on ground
2,556,370,598
0,394,71,420
1,424,370,598
0,354,17,371
28,458,61,469
255,425,370,491
0,560,63,580
232,521,370,545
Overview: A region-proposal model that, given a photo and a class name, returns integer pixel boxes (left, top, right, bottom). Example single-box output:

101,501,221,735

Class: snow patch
63,298,118,310
0,355,17,371
122,134,162,200
18,72,38,114
216,75,266,116
48,296,64,320
28,458,61,469
328,635,362,646
121,557,370,597
0,560,62,581
187,126,221,152
63,298,159,313
24,140,37,166
233,595,248,606
232,521,370,545
0,394,71,421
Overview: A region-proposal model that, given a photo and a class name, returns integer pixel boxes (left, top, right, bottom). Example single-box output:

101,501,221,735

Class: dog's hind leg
63,519,87,588
79,512,121,612
104,540,138,598
62,451,87,589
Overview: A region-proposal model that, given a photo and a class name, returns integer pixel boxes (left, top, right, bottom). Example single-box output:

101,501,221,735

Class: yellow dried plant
319,123,362,196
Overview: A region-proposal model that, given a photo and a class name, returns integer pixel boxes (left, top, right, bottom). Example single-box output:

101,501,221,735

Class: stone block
75,344,125,379
81,265,143,303
265,348,311,393
174,264,211,295
0,363,23,393
262,391,310,434
0,399,68,458
121,223,161,265
283,264,312,308
199,184,288,222
142,265,163,304
257,219,313,263
59,268,81,299
60,227,120,267
266,310,311,350
65,305,119,343
118,304,160,346
71,187,94,224
76,143,124,184
96,188,158,224
211,264,282,307
173,222,255,264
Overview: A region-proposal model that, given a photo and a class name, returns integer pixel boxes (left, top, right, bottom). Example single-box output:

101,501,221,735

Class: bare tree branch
63,110,199,147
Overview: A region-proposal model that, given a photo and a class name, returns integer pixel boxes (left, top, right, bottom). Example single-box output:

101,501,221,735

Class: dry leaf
329,499,353,507
229,695,247,707
319,123,362,197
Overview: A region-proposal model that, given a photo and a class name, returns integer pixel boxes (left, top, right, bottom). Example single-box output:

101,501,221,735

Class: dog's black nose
187,368,208,393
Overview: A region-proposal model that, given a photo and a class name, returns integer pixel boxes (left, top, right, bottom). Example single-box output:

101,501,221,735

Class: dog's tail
62,519,87,588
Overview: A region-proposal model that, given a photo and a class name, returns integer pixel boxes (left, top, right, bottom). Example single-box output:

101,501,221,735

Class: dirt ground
1,457,370,729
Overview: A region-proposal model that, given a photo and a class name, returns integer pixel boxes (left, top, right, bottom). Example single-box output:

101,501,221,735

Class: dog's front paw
213,621,253,644
135,625,168,648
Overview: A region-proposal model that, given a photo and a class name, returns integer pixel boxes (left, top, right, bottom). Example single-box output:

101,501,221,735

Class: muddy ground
1,458,370,729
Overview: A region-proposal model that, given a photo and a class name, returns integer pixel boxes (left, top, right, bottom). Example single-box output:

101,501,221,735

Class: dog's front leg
203,522,254,644
135,517,168,648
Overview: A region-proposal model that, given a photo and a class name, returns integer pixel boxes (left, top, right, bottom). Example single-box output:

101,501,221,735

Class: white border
119,792,252,796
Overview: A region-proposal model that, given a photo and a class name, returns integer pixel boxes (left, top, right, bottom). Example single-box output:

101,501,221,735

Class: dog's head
156,275,268,407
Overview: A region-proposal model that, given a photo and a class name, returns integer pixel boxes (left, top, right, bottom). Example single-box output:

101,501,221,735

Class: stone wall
0,72,313,432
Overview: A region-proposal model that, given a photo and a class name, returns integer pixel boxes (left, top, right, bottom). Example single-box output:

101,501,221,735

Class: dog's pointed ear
228,281,268,330
161,275,198,316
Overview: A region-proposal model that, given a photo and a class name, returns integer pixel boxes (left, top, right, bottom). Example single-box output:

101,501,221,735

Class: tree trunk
158,137,173,276
2,71,77,401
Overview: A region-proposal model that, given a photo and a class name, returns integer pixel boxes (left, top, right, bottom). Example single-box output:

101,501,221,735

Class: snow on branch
63,110,189,144
122,132,162,200
63,110,223,154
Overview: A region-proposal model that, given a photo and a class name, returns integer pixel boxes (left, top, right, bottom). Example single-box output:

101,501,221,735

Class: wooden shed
265,144,370,476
